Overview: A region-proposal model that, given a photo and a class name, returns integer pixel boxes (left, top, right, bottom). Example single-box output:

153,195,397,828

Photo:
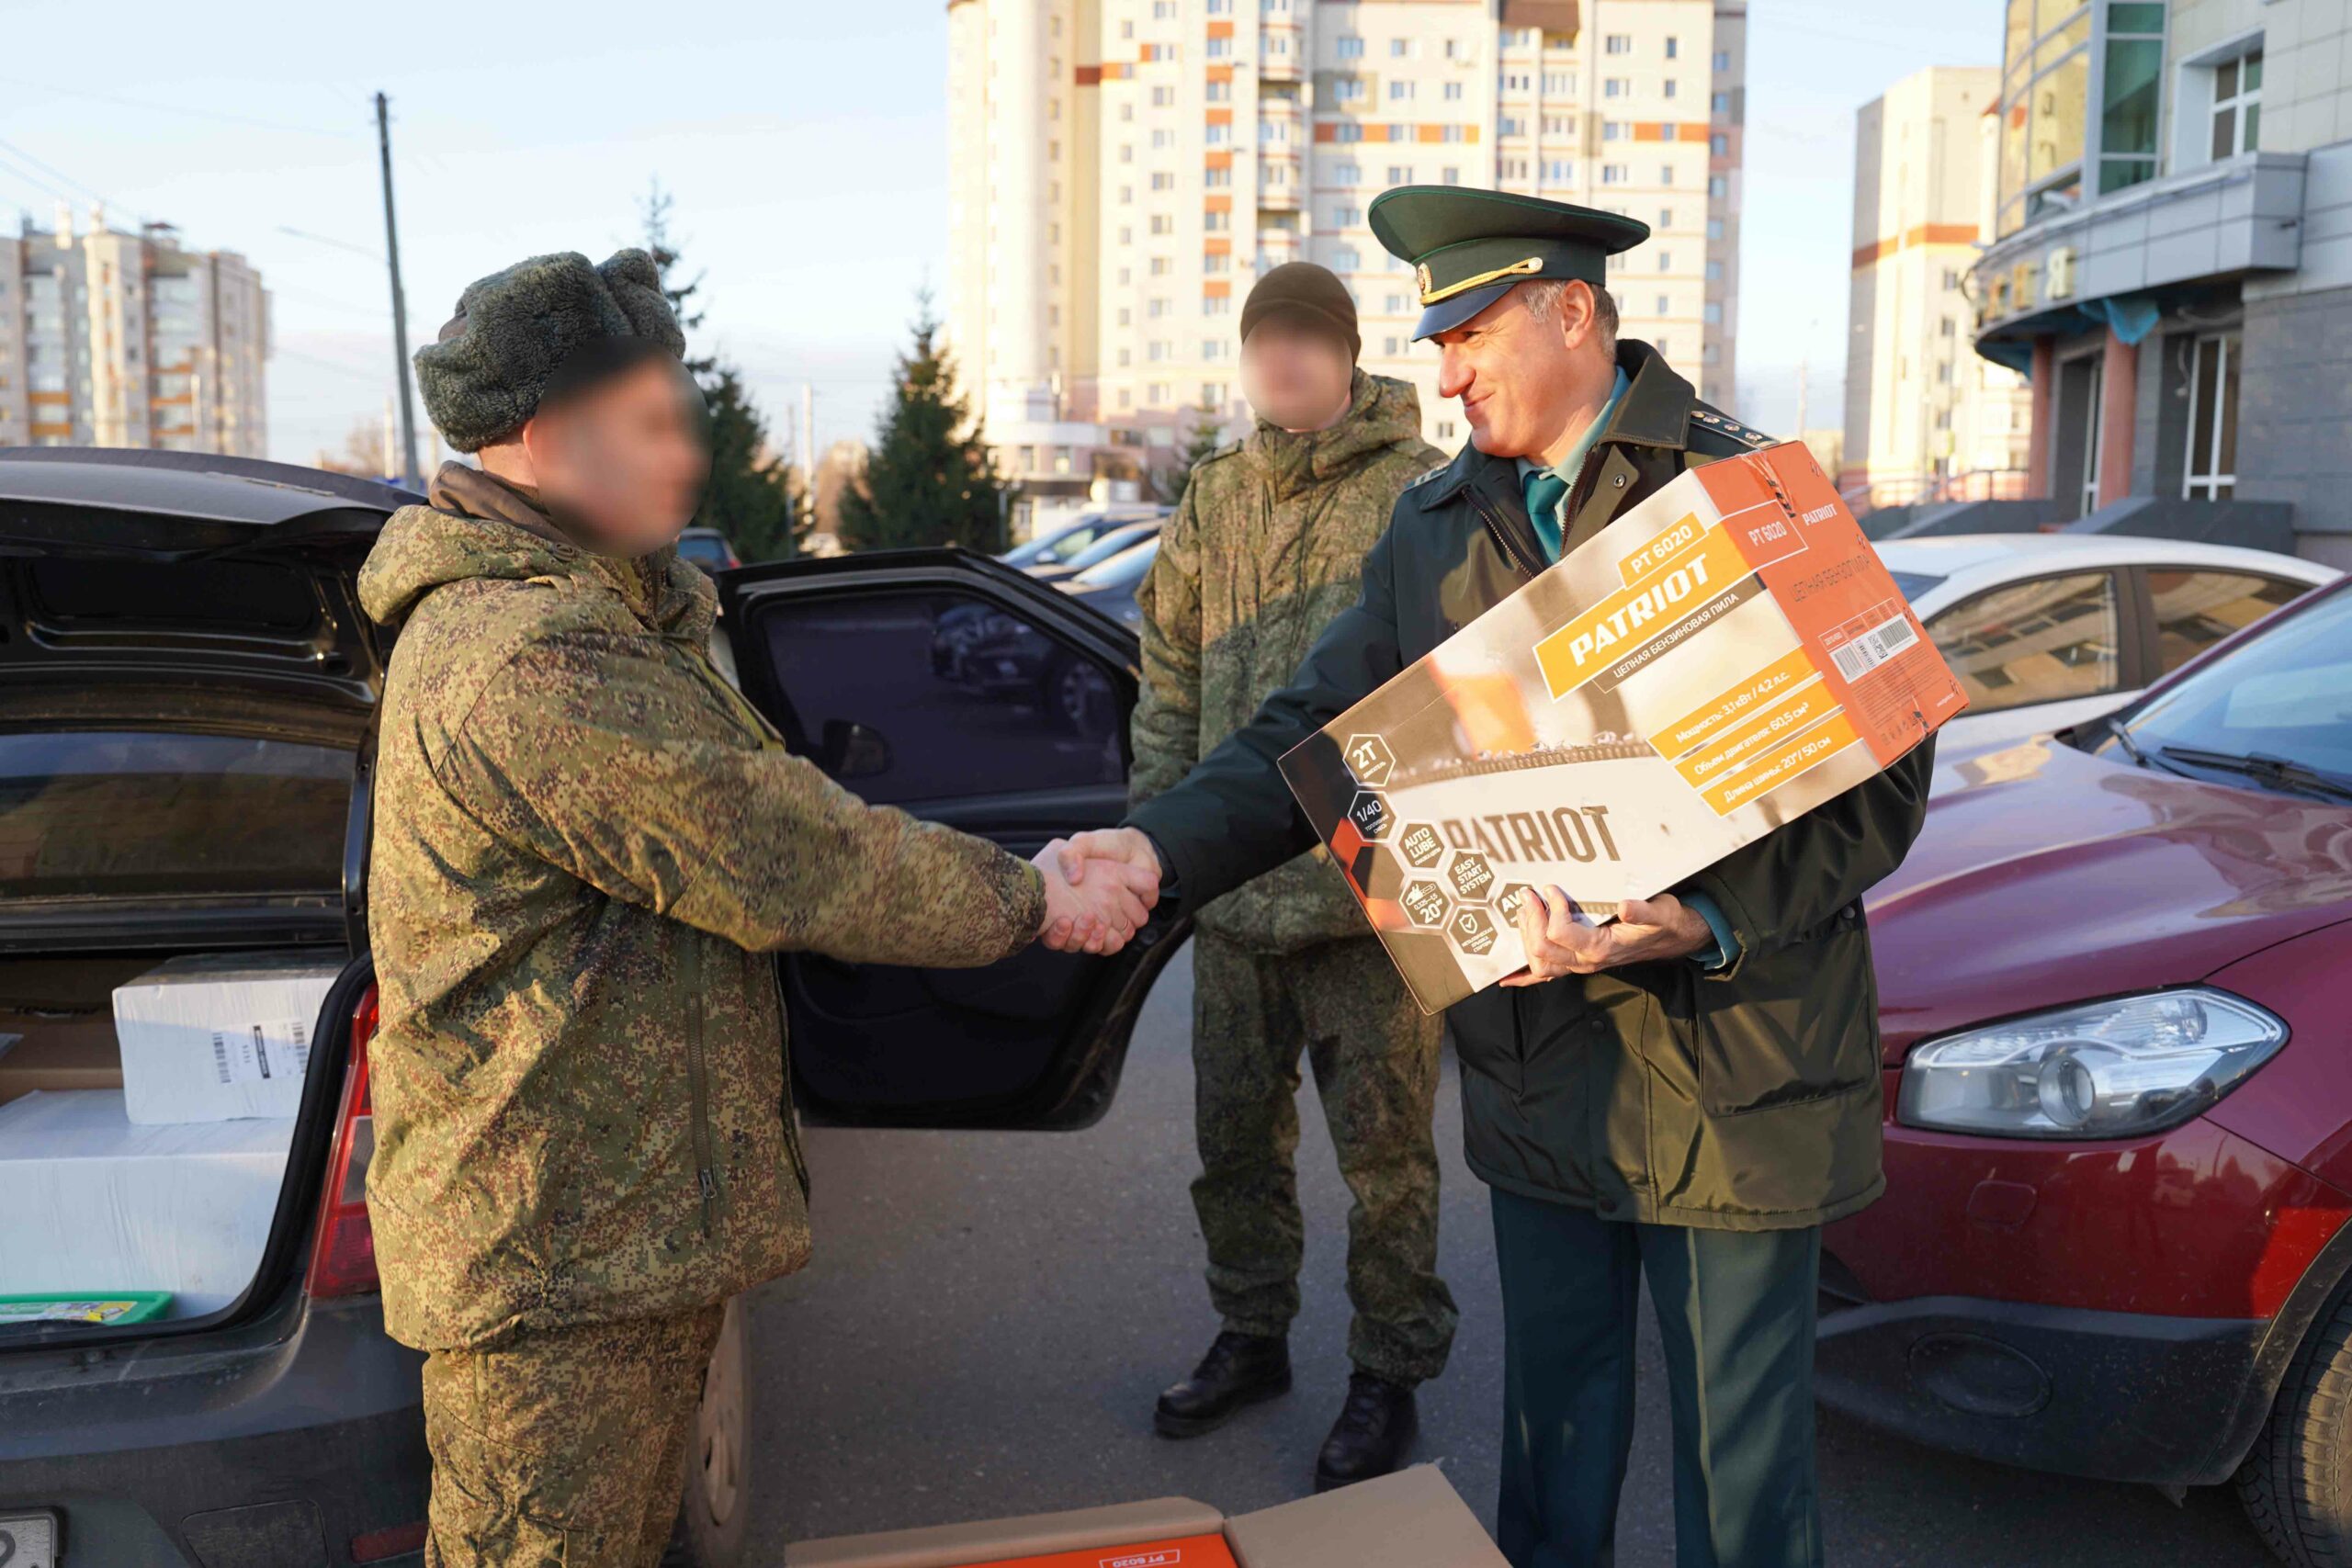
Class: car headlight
1897,987,2287,1140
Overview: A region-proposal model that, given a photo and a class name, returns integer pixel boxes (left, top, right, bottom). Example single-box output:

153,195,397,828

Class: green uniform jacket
359,473,1045,1350
1131,370,1442,953
1127,341,1934,1231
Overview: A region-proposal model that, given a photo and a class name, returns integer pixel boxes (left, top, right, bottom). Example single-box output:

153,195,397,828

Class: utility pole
799,382,816,558
376,92,423,491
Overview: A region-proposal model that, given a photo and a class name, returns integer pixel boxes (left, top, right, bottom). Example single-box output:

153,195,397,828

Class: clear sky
0,0,2002,468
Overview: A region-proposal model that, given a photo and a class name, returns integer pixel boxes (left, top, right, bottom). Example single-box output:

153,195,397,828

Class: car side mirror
819,718,892,781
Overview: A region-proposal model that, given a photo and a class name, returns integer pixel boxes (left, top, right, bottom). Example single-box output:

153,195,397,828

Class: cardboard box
1278,441,1966,1013
0,1089,293,1318
112,952,340,1123
786,1466,1507,1568
0,1014,122,1107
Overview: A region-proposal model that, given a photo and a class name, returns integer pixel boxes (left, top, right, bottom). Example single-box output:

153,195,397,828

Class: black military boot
1153,1330,1292,1438
1313,1371,1418,1491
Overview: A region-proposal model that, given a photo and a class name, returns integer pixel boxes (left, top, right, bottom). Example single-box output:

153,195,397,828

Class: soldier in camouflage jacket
1131,264,1458,1492
360,250,1125,1568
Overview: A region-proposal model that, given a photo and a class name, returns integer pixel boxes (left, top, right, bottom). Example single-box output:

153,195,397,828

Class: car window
1069,537,1160,589
752,589,1123,807
1038,525,1112,564
1886,569,1945,603
1057,525,1159,574
675,534,731,568
2146,569,2309,675
0,730,352,901
1926,570,2120,716
2117,586,2352,782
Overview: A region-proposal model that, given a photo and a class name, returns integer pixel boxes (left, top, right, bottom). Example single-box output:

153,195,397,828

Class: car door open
714,548,1185,1132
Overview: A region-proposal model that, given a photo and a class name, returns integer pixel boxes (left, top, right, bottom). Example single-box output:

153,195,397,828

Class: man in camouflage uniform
1131,262,1456,1490
361,249,1152,1567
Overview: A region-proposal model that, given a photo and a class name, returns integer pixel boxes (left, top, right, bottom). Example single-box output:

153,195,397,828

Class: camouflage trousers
421,1304,723,1568
1190,931,1458,1386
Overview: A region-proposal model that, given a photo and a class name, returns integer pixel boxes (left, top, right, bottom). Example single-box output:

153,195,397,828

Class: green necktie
1523,469,1569,564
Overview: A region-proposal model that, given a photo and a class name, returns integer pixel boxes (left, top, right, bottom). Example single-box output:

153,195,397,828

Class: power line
273,346,393,385
0,76,358,138
0,135,113,210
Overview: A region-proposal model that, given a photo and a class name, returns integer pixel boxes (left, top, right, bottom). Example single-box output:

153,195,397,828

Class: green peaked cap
1367,186,1651,340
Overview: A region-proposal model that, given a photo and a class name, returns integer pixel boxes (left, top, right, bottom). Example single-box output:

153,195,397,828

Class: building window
1384,292,1408,312
1442,166,1462,184
1601,164,1625,185
1661,164,1675,185
1152,85,1174,106
1443,81,1463,101
1544,72,1572,94
1388,80,1415,101
1544,160,1572,182
2184,333,2241,501
1333,204,1363,226
1501,114,1527,136
1702,301,1722,324
1385,164,1408,183
1711,90,1731,115
1713,49,1730,72
1204,382,1226,405
1390,38,1409,57
1207,79,1231,101
1207,35,1230,58
1664,37,1679,59
2099,6,2165,193
1656,294,1670,313
1204,294,1232,314
1332,244,1361,270
1709,175,1727,197
1336,36,1363,59
1602,120,1623,140
1604,78,1627,97
1604,34,1632,54
2211,49,2263,161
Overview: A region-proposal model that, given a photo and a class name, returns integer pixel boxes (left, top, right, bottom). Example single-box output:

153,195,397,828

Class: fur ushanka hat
414,247,686,452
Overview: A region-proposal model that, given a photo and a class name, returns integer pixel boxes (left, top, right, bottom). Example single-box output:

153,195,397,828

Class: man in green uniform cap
363,247,1156,1567
1132,260,1456,1491
1050,189,1933,1568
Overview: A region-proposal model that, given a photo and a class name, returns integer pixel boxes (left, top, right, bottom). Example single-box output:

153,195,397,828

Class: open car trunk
0,448,401,1353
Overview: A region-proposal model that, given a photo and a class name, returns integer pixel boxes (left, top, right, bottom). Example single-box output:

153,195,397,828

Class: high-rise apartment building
1843,66,2032,507
947,0,1747,538
0,206,269,457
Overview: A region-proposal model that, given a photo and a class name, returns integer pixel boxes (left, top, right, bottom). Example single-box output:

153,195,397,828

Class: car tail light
307,986,379,1298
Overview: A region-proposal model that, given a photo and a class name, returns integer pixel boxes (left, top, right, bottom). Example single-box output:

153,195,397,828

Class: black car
0,449,1182,1568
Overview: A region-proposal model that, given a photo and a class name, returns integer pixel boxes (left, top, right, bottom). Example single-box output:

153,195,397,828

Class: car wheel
1043,652,1116,739
2238,1288,2352,1566
663,1295,752,1568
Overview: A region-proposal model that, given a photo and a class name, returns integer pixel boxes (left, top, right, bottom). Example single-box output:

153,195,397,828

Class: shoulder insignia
1409,461,1451,488
1690,407,1776,449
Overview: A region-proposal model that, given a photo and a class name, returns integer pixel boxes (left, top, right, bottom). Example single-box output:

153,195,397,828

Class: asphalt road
741,946,2275,1567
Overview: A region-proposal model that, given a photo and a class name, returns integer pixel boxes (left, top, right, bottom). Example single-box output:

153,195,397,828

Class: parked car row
0,446,2343,1566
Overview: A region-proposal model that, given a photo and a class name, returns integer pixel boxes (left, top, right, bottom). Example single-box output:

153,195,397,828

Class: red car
1821,572,2352,1562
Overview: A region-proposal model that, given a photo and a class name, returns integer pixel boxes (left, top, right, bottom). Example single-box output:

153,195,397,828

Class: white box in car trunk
112,952,339,1124
0,1089,292,1318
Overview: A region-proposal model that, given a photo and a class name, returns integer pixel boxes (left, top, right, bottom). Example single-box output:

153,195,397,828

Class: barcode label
208,1019,311,1088
1829,614,1918,682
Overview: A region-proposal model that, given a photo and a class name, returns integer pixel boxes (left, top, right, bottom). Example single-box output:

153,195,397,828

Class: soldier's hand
1035,837,1159,955
1501,886,1709,986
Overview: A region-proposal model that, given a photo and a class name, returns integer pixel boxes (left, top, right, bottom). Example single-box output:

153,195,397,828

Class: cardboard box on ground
786,1465,1508,1568
0,952,340,1324
1277,441,1967,1015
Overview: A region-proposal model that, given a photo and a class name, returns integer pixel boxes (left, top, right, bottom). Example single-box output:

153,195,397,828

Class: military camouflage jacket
359,466,1045,1350
1131,371,1442,953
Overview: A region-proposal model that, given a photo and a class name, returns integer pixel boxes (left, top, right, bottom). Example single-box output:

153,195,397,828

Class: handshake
1030,829,1165,955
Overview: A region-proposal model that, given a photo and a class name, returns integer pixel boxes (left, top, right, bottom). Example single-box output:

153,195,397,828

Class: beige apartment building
947,0,1747,537
1843,66,2032,508
0,206,269,457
